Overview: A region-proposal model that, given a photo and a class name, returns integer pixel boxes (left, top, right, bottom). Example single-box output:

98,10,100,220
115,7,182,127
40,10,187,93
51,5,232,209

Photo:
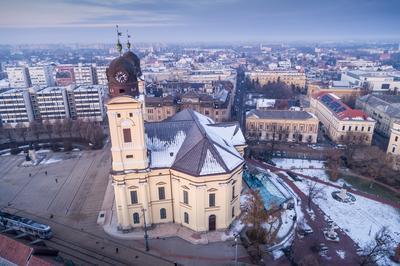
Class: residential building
55,65,75,86
246,70,306,88
73,64,95,85
107,49,246,233
246,110,319,143
95,65,108,85
144,89,232,123
28,65,55,86
0,88,34,127
6,67,30,88
356,94,400,137
387,122,400,156
310,92,375,144
145,95,176,122
308,82,365,103
67,85,106,122
34,86,70,121
341,70,400,93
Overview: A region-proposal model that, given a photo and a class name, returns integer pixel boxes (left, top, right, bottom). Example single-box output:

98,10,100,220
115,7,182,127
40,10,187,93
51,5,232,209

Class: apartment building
67,85,106,122
35,86,70,121
310,92,375,144
95,65,108,85
356,94,400,137
73,64,95,85
246,110,319,143
6,67,31,88
0,88,34,127
28,65,55,86
246,70,306,88
145,95,176,122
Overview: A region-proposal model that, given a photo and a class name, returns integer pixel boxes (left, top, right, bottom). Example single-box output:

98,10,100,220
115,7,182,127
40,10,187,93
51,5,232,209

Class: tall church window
184,212,189,224
183,190,189,204
130,190,138,204
158,187,165,200
123,128,132,143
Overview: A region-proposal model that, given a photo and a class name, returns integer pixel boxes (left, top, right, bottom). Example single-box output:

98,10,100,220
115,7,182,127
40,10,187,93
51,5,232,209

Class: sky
0,0,399,44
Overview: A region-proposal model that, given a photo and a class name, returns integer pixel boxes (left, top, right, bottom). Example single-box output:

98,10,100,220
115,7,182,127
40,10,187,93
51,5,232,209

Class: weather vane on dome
116,25,123,55
126,30,131,51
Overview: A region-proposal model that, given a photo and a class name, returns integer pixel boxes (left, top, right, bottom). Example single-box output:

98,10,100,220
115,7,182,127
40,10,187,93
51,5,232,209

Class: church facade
106,47,246,233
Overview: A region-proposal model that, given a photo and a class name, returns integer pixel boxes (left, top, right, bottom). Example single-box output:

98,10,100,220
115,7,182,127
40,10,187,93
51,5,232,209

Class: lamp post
142,208,149,251
234,233,238,265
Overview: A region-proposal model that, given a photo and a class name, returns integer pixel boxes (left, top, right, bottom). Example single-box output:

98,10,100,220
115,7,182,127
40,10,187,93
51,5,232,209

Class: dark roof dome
106,51,142,98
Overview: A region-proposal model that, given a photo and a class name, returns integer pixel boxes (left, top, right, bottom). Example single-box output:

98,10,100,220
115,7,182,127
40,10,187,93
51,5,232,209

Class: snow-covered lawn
272,158,325,169
295,180,400,265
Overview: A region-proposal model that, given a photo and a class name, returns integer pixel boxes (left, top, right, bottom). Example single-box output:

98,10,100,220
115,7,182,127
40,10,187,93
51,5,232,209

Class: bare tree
29,121,43,141
359,227,394,266
53,119,64,138
62,118,74,137
305,181,325,211
71,119,84,138
241,189,279,260
43,119,53,139
325,149,341,181
15,122,28,142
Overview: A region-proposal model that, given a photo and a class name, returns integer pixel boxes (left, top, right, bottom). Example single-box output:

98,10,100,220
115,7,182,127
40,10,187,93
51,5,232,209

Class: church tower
106,28,150,231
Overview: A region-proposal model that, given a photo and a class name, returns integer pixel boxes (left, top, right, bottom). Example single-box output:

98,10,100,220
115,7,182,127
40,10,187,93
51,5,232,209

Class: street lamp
234,233,238,265
142,208,149,251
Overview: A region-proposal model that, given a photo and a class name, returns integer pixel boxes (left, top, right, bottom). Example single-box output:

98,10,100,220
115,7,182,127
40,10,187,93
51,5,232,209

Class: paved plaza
0,147,254,265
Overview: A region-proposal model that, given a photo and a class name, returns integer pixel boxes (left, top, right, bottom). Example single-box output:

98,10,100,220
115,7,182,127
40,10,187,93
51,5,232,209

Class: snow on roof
200,149,226,175
146,130,186,168
145,109,245,176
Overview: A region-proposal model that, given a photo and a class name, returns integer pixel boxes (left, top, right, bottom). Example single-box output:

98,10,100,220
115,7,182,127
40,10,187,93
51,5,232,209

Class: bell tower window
123,128,132,143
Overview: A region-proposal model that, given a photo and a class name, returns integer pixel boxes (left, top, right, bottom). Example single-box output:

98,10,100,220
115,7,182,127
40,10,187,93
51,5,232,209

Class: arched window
160,208,167,219
184,212,189,224
133,213,140,224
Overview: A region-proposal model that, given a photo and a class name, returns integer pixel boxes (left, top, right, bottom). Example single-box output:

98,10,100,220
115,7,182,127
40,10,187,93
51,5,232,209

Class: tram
0,211,53,239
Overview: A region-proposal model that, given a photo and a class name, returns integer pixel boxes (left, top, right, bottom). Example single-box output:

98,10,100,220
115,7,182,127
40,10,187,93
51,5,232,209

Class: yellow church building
106,44,246,233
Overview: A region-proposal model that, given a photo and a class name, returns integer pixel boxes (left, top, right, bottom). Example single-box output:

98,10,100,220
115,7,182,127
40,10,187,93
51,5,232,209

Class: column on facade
139,180,152,226
171,176,181,224
116,182,131,230
195,185,206,231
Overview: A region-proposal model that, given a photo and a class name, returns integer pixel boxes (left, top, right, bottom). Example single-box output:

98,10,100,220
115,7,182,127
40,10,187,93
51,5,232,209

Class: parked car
263,158,276,166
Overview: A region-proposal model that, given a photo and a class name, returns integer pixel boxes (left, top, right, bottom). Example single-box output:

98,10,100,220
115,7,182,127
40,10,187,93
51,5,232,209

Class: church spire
126,30,131,51
116,25,123,55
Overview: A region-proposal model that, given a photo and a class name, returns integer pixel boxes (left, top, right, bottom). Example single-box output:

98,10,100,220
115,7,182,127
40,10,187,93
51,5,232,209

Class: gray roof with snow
145,109,245,176
357,94,400,119
246,109,316,120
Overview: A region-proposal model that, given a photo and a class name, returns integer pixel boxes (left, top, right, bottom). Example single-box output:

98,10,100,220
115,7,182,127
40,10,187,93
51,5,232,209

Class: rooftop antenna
116,25,123,55
126,30,131,51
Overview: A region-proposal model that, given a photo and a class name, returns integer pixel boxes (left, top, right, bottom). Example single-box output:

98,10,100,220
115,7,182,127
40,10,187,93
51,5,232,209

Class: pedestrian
55,178,58,183
29,173,31,177
45,170,48,176
116,247,119,253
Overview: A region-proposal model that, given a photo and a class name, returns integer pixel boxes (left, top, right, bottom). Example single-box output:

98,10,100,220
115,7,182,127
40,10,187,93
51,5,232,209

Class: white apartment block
341,70,400,92
73,64,95,85
28,65,55,86
95,65,108,85
0,88,34,127
35,86,70,121
6,67,31,88
67,85,106,122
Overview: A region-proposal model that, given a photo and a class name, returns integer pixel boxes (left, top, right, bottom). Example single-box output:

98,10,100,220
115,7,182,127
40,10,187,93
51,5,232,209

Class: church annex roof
144,109,244,176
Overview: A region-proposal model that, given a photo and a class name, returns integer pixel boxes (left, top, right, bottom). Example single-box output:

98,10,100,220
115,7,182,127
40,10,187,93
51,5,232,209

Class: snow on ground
272,158,325,169
41,157,63,165
294,179,400,265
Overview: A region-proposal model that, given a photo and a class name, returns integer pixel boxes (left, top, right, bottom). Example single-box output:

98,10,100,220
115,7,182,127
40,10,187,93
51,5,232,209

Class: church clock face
115,71,128,83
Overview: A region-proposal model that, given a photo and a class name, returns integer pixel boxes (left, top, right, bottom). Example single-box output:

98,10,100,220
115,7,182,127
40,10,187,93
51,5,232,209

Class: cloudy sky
0,0,399,44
